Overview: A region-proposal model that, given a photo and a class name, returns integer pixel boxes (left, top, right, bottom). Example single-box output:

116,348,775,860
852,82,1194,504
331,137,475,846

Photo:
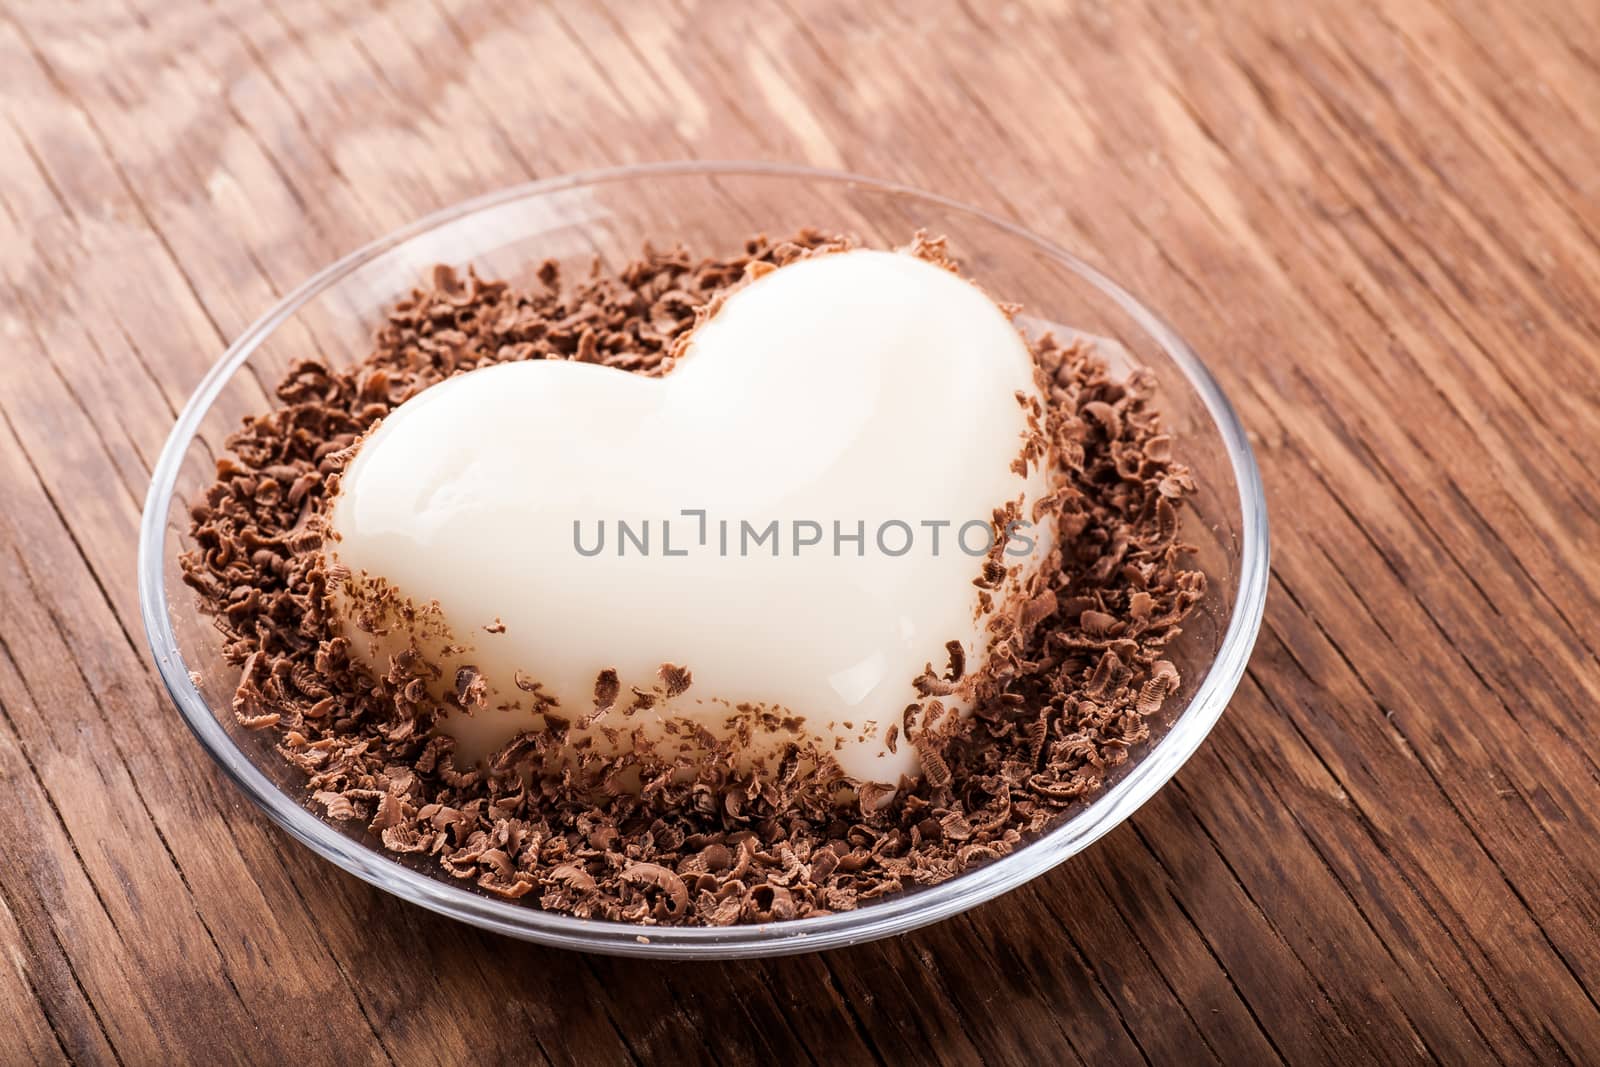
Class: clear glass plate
138,162,1269,959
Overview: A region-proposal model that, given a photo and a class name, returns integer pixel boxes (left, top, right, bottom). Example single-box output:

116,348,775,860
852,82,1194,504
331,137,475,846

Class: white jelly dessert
326,248,1055,785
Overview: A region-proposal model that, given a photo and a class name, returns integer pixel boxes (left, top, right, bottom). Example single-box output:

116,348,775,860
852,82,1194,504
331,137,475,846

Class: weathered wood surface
2,0,1598,1062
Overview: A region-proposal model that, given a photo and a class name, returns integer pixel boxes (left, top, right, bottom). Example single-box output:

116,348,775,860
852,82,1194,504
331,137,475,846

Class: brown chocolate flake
1136,661,1181,717
943,640,967,682
313,791,358,821
454,666,488,708
621,861,691,919
593,668,620,713
658,662,693,699
550,863,597,895
1021,589,1059,630
1080,609,1121,637
913,666,958,698
916,739,954,791
857,782,897,815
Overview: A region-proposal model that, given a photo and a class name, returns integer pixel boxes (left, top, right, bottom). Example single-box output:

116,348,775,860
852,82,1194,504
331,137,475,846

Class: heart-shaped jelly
328,249,1054,784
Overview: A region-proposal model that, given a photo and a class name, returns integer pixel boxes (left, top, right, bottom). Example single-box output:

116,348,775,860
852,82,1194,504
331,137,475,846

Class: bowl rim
137,159,1269,959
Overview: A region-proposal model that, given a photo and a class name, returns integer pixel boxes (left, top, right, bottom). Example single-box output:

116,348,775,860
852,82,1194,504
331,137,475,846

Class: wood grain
2,0,1598,1062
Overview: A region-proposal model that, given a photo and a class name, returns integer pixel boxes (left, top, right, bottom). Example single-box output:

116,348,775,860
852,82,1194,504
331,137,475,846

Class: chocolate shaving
621,861,691,919
1021,589,1058,630
658,663,693,699
593,669,620,713
1137,661,1181,717
943,640,966,682
913,666,958,698
454,666,487,708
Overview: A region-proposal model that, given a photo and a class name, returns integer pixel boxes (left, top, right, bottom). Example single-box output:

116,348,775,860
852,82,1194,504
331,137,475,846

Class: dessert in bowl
139,163,1267,958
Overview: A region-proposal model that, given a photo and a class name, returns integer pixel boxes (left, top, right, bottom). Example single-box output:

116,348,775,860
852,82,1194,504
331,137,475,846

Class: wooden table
3,0,1597,1062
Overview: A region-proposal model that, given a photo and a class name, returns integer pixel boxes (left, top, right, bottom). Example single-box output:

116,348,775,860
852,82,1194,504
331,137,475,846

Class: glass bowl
138,162,1268,959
